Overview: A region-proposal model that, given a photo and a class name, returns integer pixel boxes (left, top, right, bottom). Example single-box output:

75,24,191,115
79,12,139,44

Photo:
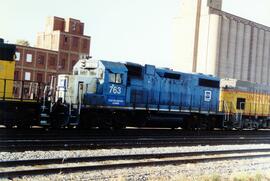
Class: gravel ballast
2,144,270,180
1,144,270,161
9,157,270,181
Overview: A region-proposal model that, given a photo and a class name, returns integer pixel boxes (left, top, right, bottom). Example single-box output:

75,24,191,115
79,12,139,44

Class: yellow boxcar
219,78,270,117
0,40,16,99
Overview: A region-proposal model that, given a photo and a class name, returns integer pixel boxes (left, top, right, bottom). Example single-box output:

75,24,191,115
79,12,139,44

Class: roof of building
210,7,270,32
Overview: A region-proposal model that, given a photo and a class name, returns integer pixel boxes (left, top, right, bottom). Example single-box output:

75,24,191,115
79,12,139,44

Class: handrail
223,101,230,120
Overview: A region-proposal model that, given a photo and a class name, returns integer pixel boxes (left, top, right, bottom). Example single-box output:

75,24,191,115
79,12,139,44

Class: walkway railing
0,78,47,102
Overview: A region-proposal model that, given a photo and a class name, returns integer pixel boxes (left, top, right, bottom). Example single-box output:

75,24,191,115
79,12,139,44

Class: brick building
14,17,91,83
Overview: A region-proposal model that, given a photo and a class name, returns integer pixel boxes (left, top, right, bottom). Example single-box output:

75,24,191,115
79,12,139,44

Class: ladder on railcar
223,101,243,130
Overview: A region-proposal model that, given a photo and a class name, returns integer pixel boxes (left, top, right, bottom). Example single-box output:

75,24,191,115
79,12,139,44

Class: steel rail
1,150,270,178
1,137,270,151
1,129,270,137
1,148,270,167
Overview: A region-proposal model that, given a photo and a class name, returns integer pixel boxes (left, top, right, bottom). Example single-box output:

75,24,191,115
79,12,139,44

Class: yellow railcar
219,78,270,117
0,39,46,128
0,39,16,99
0,61,15,98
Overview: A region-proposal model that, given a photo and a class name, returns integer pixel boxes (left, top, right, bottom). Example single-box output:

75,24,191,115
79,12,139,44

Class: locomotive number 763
109,84,122,94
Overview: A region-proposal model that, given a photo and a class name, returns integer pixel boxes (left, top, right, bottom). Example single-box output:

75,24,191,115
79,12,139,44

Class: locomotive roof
220,78,270,93
194,73,219,80
155,68,219,81
100,60,128,73
78,59,219,82
0,41,16,61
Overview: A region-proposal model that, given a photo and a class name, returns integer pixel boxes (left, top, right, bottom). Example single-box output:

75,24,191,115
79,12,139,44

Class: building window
14,71,19,80
72,22,77,31
72,37,79,47
36,73,43,82
64,36,68,43
15,52,20,61
37,55,45,65
49,57,56,66
24,72,31,81
26,54,32,63
60,59,65,69
83,39,88,49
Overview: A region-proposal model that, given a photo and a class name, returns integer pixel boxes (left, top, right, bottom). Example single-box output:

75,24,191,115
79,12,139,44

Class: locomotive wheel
17,124,30,129
98,120,112,130
224,127,233,131
17,120,30,129
181,119,190,130
77,123,93,130
5,124,13,129
67,125,75,129
206,117,215,131
78,117,93,129
113,125,126,130
112,122,126,130
112,118,127,130
51,120,63,129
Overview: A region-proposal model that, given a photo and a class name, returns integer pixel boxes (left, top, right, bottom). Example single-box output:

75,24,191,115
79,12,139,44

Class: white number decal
109,84,121,94
204,91,212,102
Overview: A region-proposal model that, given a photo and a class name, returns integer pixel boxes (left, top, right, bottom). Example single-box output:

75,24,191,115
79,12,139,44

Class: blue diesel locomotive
48,58,222,129
2,41,270,130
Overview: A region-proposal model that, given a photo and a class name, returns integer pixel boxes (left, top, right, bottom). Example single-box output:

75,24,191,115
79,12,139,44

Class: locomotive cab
82,60,128,107
102,61,127,106
57,59,103,105
57,59,128,107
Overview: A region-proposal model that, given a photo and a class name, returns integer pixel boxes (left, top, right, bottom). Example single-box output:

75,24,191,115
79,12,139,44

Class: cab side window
236,98,246,110
109,73,116,83
116,74,122,83
109,73,122,84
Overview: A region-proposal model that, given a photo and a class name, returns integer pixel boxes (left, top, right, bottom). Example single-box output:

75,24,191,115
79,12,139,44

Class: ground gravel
2,144,270,180
9,157,270,181
1,144,270,161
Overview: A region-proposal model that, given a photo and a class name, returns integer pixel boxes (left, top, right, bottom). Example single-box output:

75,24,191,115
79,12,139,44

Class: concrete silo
173,0,270,85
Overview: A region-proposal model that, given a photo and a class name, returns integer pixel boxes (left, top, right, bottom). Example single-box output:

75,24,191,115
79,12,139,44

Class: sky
1,0,270,67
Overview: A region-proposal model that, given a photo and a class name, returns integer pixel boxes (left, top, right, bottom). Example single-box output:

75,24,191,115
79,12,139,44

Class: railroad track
2,136,270,151
1,128,270,140
2,129,270,151
1,148,270,178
